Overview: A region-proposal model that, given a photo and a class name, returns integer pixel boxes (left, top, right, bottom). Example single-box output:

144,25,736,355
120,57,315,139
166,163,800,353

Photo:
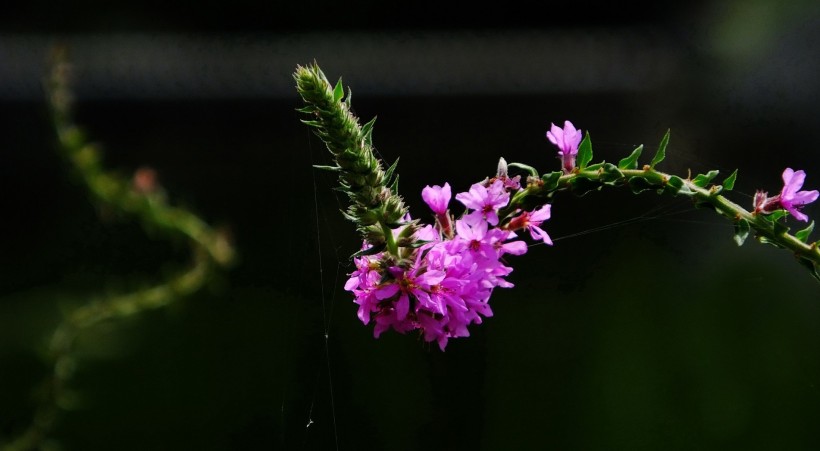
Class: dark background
2,2,820,450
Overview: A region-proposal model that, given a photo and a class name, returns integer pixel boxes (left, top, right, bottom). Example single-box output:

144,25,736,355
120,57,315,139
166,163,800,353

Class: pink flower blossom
780,168,819,222
455,180,509,226
754,168,819,222
507,204,553,245
546,121,582,173
422,183,451,215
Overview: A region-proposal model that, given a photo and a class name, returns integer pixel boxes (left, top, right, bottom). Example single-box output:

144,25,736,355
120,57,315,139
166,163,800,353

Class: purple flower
344,180,534,350
455,180,510,226
546,121,582,173
422,183,451,215
780,168,819,222
422,183,454,237
507,204,553,245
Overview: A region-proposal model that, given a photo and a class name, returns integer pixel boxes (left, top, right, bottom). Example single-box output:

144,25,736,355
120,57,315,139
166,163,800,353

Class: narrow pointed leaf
570,176,601,196
692,170,720,188
600,163,624,183
628,176,654,194
350,242,386,258
650,129,670,169
757,236,786,249
722,169,738,191
733,218,750,246
541,171,562,190
300,119,322,127
795,221,815,242
333,77,344,102
662,175,686,195
384,157,400,185
618,144,644,169
361,116,377,146
577,131,593,169
389,174,400,194
766,210,789,223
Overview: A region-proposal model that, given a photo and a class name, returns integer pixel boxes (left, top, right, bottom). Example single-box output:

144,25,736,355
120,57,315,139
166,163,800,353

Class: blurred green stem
2,46,236,451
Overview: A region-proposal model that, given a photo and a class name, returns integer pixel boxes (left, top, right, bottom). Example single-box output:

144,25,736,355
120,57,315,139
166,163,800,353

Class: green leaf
383,157,400,185
389,174,400,195
300,119,322,128
767,210,789,222
757,236,785,249
628,176,654,194
333,77,344,102
600,163,624,183
795,221,815,242
649,129,670,169
577,131,593,169
570,176,601,196
618,144,643,169
585,162,604,171
774,221,790,235
662,175,686,196
722,169,738,191
361,116,377,146
350,242,386,258
541,171,562,191
508,162,539,178
692,170,720,188
734,218,750,246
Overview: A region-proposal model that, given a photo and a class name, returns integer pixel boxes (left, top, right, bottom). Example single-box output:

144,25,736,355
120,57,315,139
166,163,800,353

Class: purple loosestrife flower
780,168,819,222
547,120,583,174
506,204,553,245
345,251,399,324
422,183,451,215
753,168,819,222
455,179,509,226
422,183,454,238
343,180,532,350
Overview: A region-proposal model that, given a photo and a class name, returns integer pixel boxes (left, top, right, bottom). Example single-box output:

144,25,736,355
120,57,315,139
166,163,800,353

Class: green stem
507,166,820,274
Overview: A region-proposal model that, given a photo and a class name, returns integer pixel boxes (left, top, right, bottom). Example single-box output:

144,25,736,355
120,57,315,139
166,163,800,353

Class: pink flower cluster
344,179,552,350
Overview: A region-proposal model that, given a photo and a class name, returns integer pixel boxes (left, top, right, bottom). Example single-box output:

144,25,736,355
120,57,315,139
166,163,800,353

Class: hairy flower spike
294,63,417,253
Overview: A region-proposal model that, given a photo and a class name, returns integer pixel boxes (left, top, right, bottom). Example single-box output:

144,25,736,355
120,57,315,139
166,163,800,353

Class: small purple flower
422,183,451,215
753,168,819,222
506,204,553,245
546,121,582,173
780,168,819,222
422,182,455,237
455,180,510,226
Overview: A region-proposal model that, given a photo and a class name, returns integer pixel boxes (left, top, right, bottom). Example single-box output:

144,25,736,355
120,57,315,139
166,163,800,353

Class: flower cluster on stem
344,179,552,350
296,64,820,352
